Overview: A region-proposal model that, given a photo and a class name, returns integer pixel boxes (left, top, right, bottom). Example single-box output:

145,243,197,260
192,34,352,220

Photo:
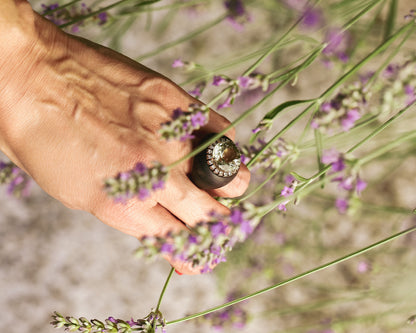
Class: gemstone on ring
190,135,242,189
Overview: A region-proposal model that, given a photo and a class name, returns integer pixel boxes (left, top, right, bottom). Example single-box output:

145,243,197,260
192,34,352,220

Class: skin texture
0,1,250,274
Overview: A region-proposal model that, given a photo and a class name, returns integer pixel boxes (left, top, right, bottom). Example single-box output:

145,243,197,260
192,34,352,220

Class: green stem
347,101,416,155
59,0,147,28
247,21,415,169
241,0,311,77
154,267,175,313
166,225,416,326
356,130,416,166
136,14,227,61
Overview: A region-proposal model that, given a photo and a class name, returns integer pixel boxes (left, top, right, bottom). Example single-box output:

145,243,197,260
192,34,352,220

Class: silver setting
206,136,241,178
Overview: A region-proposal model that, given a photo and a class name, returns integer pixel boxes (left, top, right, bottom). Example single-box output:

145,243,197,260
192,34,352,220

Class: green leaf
383,0,397,41
289,172,309,182
250,99,314,143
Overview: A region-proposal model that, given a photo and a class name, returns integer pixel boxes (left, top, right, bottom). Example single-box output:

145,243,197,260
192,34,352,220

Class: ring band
190,135,241,189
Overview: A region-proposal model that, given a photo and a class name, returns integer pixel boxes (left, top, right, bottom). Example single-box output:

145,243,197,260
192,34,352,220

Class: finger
208,163,251,198
203,109,236,140
157,169,230,227
93,195,188,238
94,195,211,275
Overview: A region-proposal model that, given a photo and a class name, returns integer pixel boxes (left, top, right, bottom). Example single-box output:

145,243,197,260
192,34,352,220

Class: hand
0,3,250,274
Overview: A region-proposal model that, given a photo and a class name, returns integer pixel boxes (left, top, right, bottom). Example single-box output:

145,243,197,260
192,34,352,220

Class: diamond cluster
206,137,241,177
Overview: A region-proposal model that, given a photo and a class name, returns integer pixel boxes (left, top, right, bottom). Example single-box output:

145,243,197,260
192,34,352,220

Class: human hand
0,3,250,274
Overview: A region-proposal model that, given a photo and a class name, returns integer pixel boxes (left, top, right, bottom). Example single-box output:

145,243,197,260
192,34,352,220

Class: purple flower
355,178,367,194
212,75,228,86
152,179,165,191
190,111,208,127
237,76,252,88
335,198,348,214
323,29,346,55
285,174,295,185
357,260,371,273
97,12,108,25
159,103,209,141
211,221,228,237
189,82,206,98
321,148,345,172
135,204,260,273
320,102,332,112
383,64,398,78
331,157,345,172
230,209,244,224
119,172,131,181
239,220,253,235
224,0,251,30
217,96,233,109
138,188,150,200
405,84,416,105
160,243,174,254
107,317,117,324
280,186,294,197
301,7,322,29
341,109,361,131
106,162,167,203
172,107,184,119
134,162,147,175
338,176,354,191
172,59,184,68
278,203,287,211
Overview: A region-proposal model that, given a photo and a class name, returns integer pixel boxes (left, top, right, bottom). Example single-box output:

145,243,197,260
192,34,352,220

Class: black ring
190,135,241,189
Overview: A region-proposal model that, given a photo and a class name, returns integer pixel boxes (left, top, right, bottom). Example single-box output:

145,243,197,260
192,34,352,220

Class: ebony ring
190,135,241,189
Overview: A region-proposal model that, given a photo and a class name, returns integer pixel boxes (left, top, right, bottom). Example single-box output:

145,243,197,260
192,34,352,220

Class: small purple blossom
335,198,348,214
211,221,228,237
322,28,350,60
341,108,361,131
41,2,109,32
237,76,252,88
189,82,205,98
321,149,345,172
212,75,228,86
278,202,288,212
280,186,294,197
0,161,32,198
172,59,184,68
224,0,251,30
105,162,168,203
355,178,367,194
357,260,371,273
301,7,323,29
135,205,260,273
217,96,233,110
159,104,209,141
313,82,368,133
404,84,416,105
138,188,150,201
190,111,207,127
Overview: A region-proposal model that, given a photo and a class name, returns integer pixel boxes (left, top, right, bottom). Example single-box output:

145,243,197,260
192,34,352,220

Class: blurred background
2,1,416,332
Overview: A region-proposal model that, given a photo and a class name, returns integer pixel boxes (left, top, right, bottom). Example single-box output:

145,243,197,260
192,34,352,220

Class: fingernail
175,269,183,275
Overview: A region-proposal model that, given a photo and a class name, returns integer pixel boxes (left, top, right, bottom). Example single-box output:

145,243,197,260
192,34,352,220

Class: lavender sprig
239,138,299,169
0,161,31,198
159,104,209,141
51,310,166,333
104,162,168,203
41,2,108,33
312,81,369,133
321,148,367,214
135,204,261,273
